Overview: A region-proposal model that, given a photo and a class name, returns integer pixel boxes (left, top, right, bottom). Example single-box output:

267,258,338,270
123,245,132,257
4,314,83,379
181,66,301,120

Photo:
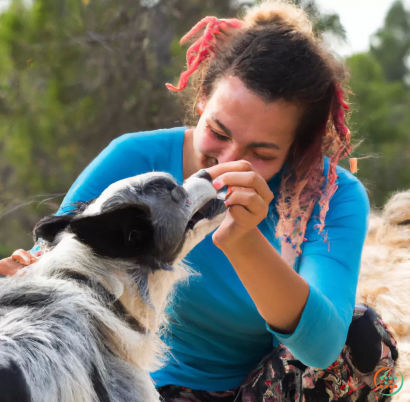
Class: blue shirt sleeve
31,134,152,254
56,133,155,215
266,171,370,369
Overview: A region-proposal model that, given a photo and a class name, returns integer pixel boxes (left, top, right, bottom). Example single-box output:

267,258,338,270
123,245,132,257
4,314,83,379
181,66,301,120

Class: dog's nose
192,169,213,183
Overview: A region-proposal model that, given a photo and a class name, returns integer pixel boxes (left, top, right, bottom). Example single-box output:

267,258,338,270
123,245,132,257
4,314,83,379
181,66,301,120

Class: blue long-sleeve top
56,127,370,391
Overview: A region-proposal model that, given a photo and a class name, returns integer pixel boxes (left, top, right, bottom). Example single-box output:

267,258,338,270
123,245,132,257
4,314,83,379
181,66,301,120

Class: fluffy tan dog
356,190,410,401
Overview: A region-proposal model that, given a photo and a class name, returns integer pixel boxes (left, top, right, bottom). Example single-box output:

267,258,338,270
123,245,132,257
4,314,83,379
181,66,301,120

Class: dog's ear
69,206,154,259
34,215,74,243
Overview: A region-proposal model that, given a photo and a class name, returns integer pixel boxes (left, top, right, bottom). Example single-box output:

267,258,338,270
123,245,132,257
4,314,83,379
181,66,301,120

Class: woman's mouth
202,156,218,168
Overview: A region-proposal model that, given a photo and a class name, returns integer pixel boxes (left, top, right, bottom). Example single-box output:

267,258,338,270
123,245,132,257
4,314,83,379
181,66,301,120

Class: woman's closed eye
209,127,230,142
208,126,277,161
253,153,276,161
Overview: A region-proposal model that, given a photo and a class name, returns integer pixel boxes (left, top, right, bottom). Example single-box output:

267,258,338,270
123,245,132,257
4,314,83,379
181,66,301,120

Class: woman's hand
0,249,37,276
206,160,274,250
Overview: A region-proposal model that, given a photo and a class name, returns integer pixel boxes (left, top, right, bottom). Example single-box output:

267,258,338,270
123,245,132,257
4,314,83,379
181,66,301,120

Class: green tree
348,0,410,206
347,52,410,206
293,0,346,40
0,0,241,255
371,0,410,84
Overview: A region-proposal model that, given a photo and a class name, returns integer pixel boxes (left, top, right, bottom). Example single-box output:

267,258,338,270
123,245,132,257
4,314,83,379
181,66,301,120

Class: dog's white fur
0,172,225,402
357,190,410,401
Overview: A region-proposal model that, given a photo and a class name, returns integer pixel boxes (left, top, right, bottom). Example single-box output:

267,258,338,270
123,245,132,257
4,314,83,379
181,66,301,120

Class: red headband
166,17,243,92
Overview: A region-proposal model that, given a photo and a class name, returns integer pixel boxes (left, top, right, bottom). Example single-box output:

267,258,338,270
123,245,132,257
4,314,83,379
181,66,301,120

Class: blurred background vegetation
0,0,409,255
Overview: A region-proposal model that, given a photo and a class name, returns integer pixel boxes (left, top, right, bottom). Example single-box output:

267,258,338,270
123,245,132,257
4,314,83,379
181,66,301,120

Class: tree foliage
347,0,410,207
347,52,410,206
292,0,346,40
370,0,410,84
0,0,241,254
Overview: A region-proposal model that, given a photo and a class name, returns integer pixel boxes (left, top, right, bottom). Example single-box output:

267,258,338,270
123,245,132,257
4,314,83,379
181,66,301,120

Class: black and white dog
0,171,225,402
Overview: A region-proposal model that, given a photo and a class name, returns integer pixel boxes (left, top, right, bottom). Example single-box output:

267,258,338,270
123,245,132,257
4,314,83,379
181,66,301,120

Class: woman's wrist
213,227,261,255
214,225,309,333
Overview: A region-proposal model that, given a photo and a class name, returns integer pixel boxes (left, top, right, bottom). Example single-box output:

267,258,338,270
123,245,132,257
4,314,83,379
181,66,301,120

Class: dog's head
34,171,226,269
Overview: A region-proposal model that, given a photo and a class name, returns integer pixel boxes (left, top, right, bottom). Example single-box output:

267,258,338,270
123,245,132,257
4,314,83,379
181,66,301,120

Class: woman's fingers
200,160,275,248
215,171,274,204
0,257,25,276
199,160,273,204
206,160,253,180
225,186,268,216
11,249,37,266
0,249,38,277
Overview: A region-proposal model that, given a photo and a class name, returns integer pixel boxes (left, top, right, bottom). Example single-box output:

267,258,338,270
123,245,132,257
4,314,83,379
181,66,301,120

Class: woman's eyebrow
248,142,280,150
213,118,233,138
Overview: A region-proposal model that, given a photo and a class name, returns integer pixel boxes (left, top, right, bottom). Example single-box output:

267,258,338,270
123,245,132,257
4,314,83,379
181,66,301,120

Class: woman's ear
197,95,207,116
34,215,74,243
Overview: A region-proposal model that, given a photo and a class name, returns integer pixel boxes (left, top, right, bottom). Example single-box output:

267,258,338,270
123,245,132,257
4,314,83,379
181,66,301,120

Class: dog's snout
191,169,213,183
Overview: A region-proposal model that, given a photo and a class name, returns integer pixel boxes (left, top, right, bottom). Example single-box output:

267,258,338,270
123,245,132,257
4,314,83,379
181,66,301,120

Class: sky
0,0,407,56
0,0,9,10
317,0,408,56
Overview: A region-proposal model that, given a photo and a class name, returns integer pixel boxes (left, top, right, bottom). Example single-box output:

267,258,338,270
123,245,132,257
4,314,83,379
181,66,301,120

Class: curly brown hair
167,1,352,266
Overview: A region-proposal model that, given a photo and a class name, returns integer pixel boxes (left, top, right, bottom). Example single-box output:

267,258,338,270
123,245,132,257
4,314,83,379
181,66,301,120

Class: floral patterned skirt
158,305,399,402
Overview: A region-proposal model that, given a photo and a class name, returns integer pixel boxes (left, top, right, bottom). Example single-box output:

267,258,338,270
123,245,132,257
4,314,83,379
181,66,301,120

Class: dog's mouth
183,170,227,232
186,198,226,231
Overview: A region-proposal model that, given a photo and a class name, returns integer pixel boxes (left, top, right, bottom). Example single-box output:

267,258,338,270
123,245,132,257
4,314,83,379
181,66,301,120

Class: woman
0,1,398,401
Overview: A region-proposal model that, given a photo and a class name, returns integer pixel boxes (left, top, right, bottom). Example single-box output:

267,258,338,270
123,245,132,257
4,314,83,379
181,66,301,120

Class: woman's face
193,76,304,181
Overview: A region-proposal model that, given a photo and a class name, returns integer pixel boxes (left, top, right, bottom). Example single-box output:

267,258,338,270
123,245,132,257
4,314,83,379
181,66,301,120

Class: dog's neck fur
21,204,224,373
21,233,189,371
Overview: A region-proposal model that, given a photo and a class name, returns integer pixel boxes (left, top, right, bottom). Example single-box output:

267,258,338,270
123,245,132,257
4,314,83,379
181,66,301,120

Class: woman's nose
217,146,244,163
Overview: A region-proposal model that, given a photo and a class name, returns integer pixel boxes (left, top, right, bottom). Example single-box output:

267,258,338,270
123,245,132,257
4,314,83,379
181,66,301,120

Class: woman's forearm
220,228,310,334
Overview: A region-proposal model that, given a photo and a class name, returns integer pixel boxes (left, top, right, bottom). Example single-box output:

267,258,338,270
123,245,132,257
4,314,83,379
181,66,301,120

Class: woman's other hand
0,249,37,276
206,160,274,250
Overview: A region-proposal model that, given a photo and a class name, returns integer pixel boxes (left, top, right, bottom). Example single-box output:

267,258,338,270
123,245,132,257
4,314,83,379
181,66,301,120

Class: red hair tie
166,16,243,92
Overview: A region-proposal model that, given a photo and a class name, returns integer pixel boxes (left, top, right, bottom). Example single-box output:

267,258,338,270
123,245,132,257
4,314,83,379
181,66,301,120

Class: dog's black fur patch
34,206,156,261
70,206,155,260
34,214,74,243
0,359,31,402
91,363,110,402
65,272,147,334
0,287,56,309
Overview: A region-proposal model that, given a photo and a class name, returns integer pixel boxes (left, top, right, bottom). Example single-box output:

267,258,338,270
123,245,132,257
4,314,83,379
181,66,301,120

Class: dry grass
357,191,410,401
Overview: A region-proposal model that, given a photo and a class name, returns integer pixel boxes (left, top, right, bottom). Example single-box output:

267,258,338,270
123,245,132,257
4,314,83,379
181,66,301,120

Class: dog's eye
144,178,177,194
170,187,186,203
127,230,144,248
